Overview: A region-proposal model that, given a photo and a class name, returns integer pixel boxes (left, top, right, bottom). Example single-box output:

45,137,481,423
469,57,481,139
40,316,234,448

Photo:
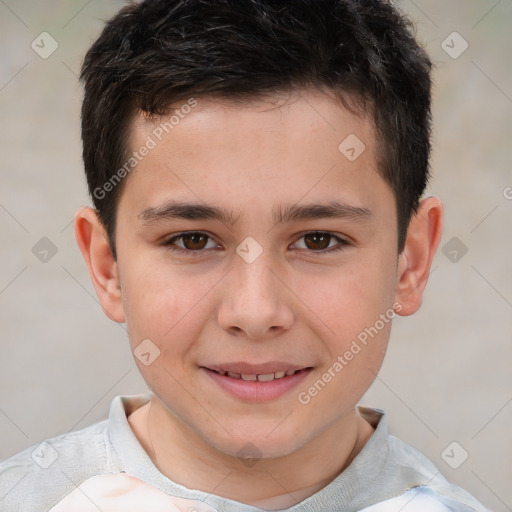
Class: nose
217,249,294,340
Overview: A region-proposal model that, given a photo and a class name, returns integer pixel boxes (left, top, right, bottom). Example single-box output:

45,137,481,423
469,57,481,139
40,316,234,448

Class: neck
128,396,374,509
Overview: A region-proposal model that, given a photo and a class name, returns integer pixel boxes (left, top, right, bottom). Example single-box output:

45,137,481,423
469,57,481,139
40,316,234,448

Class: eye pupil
304,232,330,250
183,233,208,250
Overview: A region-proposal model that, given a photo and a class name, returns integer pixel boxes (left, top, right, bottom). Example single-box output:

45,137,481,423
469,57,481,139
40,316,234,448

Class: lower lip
201,367,313,402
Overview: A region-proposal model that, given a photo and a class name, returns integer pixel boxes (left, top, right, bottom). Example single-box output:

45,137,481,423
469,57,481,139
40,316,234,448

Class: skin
75,88,442,509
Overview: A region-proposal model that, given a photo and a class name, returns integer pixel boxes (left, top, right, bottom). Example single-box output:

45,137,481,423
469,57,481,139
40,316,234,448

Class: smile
201,365,313,402
211,369,301,381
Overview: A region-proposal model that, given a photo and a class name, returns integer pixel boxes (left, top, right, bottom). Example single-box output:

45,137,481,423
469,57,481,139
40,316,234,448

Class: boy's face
79,89,438,460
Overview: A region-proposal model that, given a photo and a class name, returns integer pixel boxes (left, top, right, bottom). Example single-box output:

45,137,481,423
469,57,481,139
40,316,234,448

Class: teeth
257,373,275,382
215,369,300,380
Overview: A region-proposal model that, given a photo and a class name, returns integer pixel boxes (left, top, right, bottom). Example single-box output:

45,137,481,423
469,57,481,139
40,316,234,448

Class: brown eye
293,232,349,254
303,232,333,250
181,233,209,250
163,232,219,255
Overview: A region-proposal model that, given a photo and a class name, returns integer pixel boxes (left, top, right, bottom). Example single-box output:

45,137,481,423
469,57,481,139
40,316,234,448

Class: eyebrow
138,200,373,227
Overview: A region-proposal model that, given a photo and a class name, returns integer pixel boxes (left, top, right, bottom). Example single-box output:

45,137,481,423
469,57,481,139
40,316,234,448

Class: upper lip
203,362,311,375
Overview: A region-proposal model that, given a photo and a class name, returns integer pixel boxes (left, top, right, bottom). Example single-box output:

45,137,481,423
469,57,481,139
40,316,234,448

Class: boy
0,0,491,510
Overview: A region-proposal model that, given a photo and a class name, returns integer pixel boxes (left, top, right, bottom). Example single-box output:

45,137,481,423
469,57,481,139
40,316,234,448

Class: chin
203,422,309,462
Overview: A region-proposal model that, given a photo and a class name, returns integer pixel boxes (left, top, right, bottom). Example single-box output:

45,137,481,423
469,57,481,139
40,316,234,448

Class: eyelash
161,231,350,257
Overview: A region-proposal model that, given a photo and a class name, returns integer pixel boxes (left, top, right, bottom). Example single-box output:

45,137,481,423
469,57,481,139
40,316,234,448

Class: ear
394,197,443,316
74,207,125,323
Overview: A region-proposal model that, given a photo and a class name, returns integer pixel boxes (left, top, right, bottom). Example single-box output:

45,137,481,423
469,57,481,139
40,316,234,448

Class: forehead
120,89,392,227
131,89,373,159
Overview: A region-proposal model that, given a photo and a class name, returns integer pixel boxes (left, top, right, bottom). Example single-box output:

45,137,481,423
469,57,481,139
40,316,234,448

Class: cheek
118,262,212,405
296,255,396,347
119,259,218,358
293,261,395,415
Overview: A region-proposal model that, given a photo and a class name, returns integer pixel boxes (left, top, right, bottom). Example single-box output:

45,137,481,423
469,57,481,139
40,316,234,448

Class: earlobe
74,207,126,323
394,197,443,316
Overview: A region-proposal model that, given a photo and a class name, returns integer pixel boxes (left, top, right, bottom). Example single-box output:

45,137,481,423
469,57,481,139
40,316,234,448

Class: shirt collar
108,393,390,511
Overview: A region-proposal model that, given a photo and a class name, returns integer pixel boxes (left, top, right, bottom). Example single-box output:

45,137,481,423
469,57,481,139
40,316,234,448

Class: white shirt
0,392,490,511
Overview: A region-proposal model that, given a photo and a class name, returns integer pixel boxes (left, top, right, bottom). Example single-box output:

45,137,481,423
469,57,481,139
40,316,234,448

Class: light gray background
0,1,510,510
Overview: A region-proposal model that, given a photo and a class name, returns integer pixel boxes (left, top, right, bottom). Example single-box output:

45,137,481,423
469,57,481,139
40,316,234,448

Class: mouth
200,363,313,402
205,368,306,382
